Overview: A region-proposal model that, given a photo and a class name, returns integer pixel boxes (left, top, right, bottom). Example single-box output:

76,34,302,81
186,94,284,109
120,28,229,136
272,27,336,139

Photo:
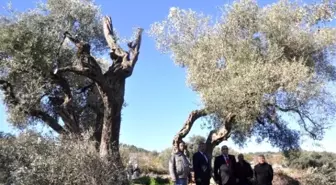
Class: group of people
169,142,274,185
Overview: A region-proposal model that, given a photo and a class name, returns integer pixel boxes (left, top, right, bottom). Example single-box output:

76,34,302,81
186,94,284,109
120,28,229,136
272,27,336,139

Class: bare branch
173,109,208,145
127,28,143,69
273,104,319,139
58,109,80,133
30,110,66,134
103,16,127,57
103,16,144,77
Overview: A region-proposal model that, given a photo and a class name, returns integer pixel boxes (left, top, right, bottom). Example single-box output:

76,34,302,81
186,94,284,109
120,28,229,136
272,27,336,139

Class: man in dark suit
235,154,253,185
214,145,237,185
192,142,211,185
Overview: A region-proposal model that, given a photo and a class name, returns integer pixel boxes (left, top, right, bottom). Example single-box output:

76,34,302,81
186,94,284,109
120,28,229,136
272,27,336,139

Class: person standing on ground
192,142,211,185
235,154,253,185
169,141,192,185
254,155,273,185
214,145,237,185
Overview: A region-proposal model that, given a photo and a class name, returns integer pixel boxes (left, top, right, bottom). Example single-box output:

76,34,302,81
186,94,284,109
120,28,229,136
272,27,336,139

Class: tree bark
55,15,143,164
205,113,235,162
173,109,208,145
173,109,235,164
98,77,125,158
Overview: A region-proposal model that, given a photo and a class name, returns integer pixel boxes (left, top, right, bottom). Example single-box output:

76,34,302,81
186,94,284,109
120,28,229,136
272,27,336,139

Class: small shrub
286,151,336,169
273,171,300,185
302,164,336,185
0,131,128,185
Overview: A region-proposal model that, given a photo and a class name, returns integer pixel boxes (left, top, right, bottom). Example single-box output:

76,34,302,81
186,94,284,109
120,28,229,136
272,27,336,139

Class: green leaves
0,0,105,129
149,0,336,144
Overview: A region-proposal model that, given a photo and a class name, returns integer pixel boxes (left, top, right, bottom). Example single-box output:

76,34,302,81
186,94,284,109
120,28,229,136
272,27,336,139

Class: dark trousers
196,178,210,185
223,178,236,185
237,179,252,185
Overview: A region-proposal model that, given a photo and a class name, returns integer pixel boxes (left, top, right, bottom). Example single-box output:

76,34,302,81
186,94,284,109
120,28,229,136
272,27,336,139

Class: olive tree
0,0,143,167
149,0,336,160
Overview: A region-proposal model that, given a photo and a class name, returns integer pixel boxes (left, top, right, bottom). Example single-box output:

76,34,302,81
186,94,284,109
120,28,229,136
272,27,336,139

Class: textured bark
205,113,235,162
98,77,125,158
1,15,142,176
173,109,235,164
53,16,142,165
173,109,208,145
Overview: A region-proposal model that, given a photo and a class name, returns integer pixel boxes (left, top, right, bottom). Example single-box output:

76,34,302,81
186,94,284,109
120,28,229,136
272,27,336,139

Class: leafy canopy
0,0,108,130
149,0,336,148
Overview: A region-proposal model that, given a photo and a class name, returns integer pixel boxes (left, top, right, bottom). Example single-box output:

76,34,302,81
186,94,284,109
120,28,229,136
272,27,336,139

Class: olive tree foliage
149,0,336,156
0,0,105,132
0,0,143,162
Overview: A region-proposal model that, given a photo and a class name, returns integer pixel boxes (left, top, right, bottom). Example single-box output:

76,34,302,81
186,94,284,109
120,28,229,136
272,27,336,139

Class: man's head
238,154,244,162
221,145,229,155
178,141,185,152
257,154,266,164
198,142,206,153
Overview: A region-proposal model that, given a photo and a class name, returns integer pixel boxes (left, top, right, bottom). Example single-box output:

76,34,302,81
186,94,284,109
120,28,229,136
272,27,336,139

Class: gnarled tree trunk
173,110,235,164
55,16,143,167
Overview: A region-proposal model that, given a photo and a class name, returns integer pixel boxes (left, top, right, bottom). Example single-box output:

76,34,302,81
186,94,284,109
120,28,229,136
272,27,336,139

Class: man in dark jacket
214,145,237,185
192,142,211,185
169,141,192,185
254,155,273,185
235,154,253,185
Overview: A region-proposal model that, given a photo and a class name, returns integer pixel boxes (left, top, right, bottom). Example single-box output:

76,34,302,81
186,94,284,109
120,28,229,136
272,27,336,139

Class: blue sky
0,0,335,153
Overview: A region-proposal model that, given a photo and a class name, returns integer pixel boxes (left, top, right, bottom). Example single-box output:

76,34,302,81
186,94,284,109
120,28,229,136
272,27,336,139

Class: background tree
0,0,143,167
186,135,206,158
149,0,336,161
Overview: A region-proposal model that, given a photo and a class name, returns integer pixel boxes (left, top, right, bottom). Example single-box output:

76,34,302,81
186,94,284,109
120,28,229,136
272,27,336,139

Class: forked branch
206,113,235,146
173,109,208,145
103,16,143,76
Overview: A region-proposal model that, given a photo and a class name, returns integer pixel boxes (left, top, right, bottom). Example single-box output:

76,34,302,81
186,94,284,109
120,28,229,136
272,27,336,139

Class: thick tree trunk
55,16,142,177
99,78,125,159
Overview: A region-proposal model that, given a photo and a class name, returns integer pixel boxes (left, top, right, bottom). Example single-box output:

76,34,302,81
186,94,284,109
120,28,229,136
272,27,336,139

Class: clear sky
0,0,335,153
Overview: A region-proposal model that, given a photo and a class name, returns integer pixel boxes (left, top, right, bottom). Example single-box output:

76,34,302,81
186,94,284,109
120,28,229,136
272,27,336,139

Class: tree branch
173,109,208,145
206,113,235,146
271,104,319,139
48,96,80,133
103,16,143,77
127,28,143,69
30,110,66,134
103,16,127,57
76,82,95,94
50,73,72,107
54,32,104,85
0,80,66,134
